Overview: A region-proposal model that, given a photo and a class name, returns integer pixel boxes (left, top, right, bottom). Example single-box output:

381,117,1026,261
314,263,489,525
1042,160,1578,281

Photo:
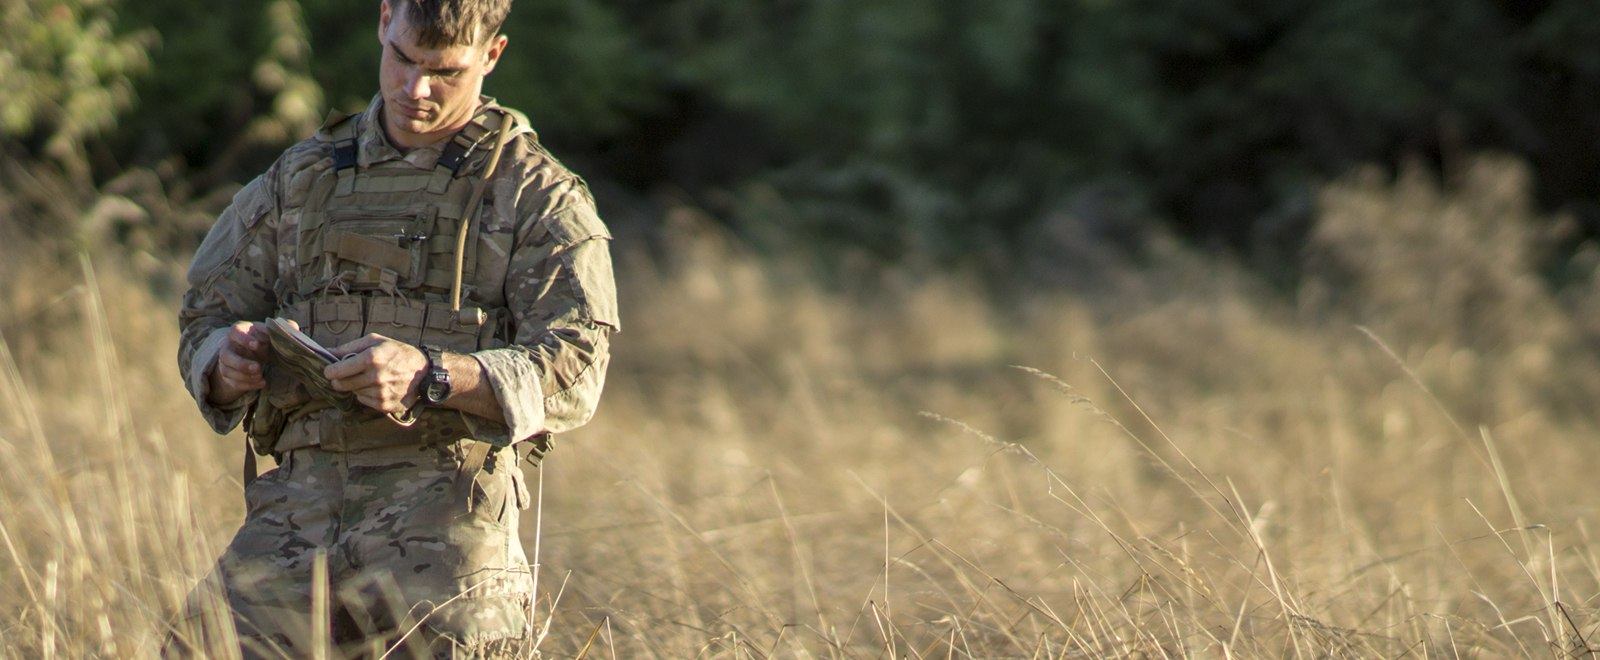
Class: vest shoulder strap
488,107,534,140
315,109,360,196
427,106,531,193
315,109,358,141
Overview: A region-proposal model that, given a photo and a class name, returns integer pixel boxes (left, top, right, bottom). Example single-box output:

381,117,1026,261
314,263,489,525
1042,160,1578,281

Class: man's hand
207,321,270,406
324,334,428,414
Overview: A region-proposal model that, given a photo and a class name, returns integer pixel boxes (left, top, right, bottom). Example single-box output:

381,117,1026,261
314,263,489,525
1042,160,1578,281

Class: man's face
377,0,507,149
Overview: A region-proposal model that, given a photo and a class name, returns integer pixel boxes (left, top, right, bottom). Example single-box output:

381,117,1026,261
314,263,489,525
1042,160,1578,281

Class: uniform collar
355,94,499,170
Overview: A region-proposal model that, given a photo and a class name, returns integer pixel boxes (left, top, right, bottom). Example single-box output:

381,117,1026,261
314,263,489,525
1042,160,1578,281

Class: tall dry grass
2,155,1599,657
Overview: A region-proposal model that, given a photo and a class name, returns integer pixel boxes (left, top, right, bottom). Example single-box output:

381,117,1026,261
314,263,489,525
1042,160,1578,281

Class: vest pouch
478,306,510,350
316,210,434,292
310,298,367,354
245,362,318,455
262,361,313,411
366,296,429,346
317,407,472,452
319,408,409,452
245,393,287,456
418,300,492,352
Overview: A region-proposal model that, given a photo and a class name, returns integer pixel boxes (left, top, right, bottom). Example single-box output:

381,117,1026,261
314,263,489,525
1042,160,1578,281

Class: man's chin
400,119,435,135
386,110,437,137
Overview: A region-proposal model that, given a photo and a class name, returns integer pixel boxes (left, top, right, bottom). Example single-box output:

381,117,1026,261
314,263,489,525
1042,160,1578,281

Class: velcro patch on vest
331,231,413,273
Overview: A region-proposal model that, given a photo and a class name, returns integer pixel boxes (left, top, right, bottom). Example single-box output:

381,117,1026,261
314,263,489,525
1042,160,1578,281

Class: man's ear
378,0,392,42
482,35,509,76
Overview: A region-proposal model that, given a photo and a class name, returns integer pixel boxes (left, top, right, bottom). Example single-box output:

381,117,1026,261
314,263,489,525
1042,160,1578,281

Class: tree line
8,0,1600,279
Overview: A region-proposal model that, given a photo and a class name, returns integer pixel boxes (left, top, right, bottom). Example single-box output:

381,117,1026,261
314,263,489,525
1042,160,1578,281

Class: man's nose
404,72,430,100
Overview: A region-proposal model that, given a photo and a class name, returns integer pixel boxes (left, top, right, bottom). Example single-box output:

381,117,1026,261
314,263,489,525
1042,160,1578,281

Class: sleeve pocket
561,239,619,330
544,196,612,247
186,175,275,287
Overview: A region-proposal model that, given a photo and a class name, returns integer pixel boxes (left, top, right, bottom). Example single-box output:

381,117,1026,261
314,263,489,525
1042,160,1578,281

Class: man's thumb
330,335,379,358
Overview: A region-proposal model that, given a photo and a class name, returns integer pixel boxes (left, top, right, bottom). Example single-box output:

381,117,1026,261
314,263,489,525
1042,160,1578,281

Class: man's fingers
330,334,386,359
323,350,372,380
217,362,265,390
217,349,265,389
228,331,262,354
218,362,260,383
330,370,379,393
229,322,269,360
218,351,262,375
219,349,262,375
355,390,400,413
222,374,265,391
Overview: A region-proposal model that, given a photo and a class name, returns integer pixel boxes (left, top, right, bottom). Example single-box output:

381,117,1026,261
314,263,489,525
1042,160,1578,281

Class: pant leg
335,443,534,656
168,450,342,658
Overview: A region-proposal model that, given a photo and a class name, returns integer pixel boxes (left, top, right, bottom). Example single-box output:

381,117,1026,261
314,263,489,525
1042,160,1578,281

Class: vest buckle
393,229,429,245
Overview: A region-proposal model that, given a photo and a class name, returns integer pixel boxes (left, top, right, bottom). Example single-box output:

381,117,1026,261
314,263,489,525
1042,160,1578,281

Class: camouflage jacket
178,95,619,450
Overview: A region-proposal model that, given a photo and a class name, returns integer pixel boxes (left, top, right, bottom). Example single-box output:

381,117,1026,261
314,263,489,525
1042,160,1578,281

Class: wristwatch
419,344,452,405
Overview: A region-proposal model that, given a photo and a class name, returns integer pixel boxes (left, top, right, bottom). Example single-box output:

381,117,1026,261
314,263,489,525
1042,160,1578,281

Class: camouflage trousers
171,441,535,658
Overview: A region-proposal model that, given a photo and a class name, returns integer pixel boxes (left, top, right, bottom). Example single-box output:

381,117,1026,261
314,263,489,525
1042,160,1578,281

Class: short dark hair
391,0,511,48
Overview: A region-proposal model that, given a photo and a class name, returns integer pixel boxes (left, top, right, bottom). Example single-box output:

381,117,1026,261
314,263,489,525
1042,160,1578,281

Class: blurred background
11,0,1600,277
5,0,1600,656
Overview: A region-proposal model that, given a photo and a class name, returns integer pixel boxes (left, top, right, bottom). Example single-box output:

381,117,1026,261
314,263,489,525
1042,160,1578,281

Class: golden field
3,155,1600,657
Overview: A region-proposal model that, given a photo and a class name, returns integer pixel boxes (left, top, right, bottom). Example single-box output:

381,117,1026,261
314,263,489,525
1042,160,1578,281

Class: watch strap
422,344,446,369
420,344,451,405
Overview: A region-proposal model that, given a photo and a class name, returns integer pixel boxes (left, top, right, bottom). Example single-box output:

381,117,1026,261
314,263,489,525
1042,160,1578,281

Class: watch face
426,381,448,403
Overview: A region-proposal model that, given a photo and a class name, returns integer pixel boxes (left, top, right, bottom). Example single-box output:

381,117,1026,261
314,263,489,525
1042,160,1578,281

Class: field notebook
263,317,347,406
263,317,418,425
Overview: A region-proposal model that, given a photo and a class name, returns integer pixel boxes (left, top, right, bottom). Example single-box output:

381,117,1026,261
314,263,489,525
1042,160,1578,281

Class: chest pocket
302,207,436,292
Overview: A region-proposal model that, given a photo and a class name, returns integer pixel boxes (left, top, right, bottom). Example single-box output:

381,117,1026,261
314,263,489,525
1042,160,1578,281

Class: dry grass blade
5,156,1600,656
574,617,608,660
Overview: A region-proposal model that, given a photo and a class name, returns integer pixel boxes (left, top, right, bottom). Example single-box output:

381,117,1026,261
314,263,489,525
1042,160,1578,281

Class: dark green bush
16,0,1600,271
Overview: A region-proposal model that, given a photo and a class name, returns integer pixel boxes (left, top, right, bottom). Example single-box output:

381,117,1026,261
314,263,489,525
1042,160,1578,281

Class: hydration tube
450,113,514,325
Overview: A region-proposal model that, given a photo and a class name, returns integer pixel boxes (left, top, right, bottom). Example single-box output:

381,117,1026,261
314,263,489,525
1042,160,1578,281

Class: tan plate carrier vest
246,106,531,458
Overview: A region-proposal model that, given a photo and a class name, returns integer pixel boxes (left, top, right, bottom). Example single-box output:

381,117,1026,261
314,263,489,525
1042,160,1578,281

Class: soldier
171,0,618,656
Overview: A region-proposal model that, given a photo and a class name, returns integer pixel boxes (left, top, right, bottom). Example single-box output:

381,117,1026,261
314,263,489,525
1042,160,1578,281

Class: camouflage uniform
174,95,618,657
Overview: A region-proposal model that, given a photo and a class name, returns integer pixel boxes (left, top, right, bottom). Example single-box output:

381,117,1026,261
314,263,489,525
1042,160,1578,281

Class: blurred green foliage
0,0,150,179
294,0,654,135
8,0,1600,270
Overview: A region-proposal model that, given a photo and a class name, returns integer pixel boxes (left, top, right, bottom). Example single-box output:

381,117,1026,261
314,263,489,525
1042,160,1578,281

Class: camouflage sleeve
177,163,282,434
466,180,618,444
